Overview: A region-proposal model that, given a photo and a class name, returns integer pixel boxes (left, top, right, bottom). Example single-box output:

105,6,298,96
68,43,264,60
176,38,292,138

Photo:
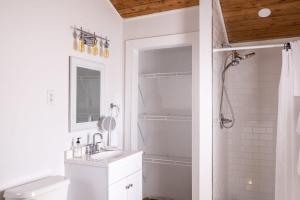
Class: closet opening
125,33,199,200
138,46,192,200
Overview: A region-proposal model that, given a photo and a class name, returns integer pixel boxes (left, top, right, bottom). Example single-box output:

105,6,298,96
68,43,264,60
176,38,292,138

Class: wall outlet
47,90,55,105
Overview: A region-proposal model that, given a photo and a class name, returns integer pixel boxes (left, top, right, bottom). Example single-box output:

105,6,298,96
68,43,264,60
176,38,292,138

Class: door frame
124,32,199,199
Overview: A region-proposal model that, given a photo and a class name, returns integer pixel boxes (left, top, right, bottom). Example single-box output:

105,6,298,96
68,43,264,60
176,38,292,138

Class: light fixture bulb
92,44,98,56
79,40,85,52
79,28,85,53
99,39,104,57
104,48,110,58
92,33,98,56
104,39,110,58
87,45,92,54
73,31,78,51
258,8,271,18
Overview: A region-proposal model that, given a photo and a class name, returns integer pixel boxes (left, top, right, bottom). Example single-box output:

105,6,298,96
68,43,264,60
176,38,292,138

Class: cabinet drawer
108,152,142,185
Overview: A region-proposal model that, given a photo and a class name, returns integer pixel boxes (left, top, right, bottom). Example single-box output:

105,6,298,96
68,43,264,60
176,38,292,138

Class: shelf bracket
138,84,146,106
137,122,145,143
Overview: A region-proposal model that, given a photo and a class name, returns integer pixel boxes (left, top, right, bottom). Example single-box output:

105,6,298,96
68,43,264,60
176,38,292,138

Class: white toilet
4,176,70,200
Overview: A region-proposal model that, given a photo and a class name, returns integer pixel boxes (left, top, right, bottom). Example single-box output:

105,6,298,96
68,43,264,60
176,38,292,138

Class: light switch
47,90,55,105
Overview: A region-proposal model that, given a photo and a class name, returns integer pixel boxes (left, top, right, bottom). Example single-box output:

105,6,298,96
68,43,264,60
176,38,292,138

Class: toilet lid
4,176,70,199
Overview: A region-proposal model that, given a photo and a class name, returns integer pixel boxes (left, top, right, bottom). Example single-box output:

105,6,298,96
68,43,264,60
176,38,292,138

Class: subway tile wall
224,48,281,200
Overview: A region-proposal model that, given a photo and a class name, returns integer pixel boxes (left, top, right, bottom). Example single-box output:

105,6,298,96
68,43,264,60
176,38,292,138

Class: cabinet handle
125,184,133,190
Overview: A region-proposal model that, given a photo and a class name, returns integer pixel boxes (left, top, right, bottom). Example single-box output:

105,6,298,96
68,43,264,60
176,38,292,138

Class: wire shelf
139,71,192,79
139,114,192,122
143,154,192,167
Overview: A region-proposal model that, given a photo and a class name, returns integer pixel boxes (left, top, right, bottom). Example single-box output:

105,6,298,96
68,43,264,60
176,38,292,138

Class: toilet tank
4,176,70,200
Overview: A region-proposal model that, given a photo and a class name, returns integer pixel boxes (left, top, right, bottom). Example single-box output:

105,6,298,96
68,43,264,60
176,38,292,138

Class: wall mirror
69,57,105,132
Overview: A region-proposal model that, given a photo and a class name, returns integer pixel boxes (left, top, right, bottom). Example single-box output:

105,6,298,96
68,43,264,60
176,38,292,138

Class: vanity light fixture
258,8,271,18
72,26,110,58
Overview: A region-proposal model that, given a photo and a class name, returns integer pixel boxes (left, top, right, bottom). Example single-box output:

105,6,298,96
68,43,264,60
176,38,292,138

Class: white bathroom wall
0,0,123,191
212,0,228,199
225,48,281,200
123,6,199,40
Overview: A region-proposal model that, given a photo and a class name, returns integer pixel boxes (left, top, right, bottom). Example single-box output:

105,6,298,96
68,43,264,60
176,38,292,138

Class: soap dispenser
74,137,82,159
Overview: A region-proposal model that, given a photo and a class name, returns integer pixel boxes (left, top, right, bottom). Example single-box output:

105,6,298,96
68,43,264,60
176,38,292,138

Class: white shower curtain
275,44,300,200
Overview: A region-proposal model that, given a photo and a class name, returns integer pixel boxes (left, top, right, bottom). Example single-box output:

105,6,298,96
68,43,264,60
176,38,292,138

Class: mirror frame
69,56,105,132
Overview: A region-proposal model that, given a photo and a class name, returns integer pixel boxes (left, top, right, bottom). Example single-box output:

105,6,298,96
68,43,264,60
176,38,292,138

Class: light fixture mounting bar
71,26,110,42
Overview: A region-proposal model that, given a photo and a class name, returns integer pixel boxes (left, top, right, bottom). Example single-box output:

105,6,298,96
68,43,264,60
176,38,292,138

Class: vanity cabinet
65,151,142,200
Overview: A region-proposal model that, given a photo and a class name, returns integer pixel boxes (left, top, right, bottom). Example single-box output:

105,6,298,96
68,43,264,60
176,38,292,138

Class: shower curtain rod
213,42,290,52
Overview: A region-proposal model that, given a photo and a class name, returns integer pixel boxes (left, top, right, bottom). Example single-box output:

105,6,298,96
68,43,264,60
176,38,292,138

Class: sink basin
65,149,143,168
91,150,123,160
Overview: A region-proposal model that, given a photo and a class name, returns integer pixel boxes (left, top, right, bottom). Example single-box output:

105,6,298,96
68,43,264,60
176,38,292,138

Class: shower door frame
124,32,199,200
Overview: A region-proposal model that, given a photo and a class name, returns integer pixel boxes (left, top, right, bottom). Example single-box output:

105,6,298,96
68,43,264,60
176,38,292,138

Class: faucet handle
85,144,93,155
95,141,104,152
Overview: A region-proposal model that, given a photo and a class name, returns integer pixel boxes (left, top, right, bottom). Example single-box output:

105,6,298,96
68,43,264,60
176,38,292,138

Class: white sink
91,150,123,160
65,149,142,167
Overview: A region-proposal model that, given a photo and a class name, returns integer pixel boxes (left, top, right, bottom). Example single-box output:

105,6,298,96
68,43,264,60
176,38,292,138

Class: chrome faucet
90,132,103,154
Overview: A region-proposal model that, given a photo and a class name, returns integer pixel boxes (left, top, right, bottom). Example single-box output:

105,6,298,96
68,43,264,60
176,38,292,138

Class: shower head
242,52,256,60
232,50,256,62
223,51,256,72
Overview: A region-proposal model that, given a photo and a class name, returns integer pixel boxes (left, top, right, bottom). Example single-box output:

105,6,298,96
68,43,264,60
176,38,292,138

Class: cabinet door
109,179,128,200
126,171,142,200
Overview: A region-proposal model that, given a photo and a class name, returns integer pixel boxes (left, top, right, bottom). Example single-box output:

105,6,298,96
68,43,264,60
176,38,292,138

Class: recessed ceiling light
258,8,272,18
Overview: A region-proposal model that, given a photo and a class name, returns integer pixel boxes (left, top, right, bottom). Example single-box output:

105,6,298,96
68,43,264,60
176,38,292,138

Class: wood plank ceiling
220,0,300,43
110,0,199,18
